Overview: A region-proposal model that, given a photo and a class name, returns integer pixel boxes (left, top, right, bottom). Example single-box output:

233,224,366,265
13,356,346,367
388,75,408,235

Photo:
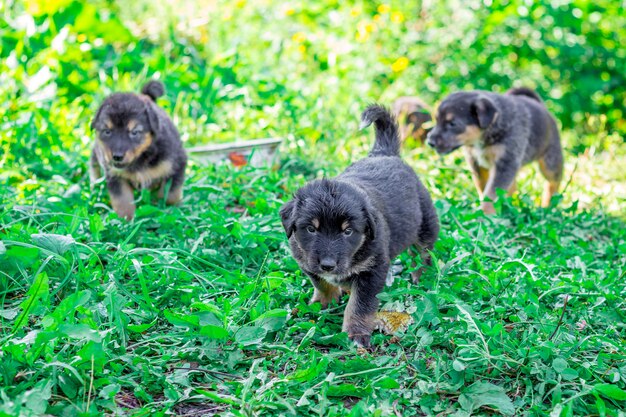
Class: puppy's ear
472,96,498,129
144,102,161,134
364,208,377,241
91,105,104,130
279,199,297,238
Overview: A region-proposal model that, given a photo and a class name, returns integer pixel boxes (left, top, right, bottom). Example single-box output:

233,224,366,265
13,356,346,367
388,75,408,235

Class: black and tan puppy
426,87,563,214
392,96,432,142
90,80,187,220
280,105,439,347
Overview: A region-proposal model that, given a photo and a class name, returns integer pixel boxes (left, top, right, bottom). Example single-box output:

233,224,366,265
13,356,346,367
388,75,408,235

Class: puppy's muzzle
319,257,337,272
425,131,437,149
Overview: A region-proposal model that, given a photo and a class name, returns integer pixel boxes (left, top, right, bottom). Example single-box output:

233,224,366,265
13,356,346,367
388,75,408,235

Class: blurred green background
2,0,625,170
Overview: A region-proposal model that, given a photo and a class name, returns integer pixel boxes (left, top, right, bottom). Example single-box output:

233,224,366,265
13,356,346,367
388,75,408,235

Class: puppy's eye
102,129,112,136
446,120,457,128
343,228,353,236
306,225,316,234
130,129,142,139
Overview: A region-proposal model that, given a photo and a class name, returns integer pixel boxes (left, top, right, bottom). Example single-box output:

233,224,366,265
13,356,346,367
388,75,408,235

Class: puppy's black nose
112,154,124,162
320,258,337,272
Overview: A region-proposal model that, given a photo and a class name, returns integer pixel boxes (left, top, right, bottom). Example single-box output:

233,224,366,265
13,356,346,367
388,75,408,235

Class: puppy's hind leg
538,147,563,208
409,246,431,284
159,167,186,205
410,201,440,284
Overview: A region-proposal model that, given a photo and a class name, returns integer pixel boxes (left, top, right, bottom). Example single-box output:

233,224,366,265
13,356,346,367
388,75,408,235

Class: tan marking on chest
111,160,174,189
470,144,506,169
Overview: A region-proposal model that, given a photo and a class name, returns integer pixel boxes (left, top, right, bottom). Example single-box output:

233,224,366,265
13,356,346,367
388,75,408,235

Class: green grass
2,156,625,416
2,0,626,416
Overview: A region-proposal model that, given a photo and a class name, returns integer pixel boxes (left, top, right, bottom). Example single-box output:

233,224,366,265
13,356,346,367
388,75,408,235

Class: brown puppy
426,88,563,214
392,96,432,142
90,80,187,220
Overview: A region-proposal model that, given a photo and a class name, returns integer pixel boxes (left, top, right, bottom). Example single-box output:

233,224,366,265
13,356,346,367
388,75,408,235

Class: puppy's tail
360,104,400,157
506,87,542,102
141,80,165,101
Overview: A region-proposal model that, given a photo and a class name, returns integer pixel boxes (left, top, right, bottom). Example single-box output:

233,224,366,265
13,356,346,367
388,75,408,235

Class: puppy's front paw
348,332,371,348
310,287,342,309
481,201,496,215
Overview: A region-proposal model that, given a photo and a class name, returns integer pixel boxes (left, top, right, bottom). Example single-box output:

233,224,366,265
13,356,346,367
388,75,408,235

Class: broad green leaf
13,272,49,332
127,320,157,333
164,310,200,328
252,309,288,331
288,356,329,382
58,324,102,342
552,358,568,373
561,368,579,381
372,376,400,389
31,233,75,255
99,384,121,400
23,380,52,415
459,382,515,416
45,290,92,329
453,359,466,372
594,383,626,401
326,383,371,398
234,326,267,346
199,325,229,339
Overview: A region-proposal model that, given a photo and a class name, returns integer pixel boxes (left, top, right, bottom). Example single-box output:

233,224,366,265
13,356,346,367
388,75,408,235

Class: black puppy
280,105,439,347
426,87,563,214
90,80,187,220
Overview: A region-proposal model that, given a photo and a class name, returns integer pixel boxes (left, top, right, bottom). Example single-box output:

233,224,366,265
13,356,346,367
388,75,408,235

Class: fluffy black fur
90,80,187,220
280,104,439,347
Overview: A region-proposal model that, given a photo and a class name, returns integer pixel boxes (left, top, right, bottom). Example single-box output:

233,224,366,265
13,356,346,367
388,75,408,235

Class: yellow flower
292,32,306,43
284,7,295,16
391,11,405,23
350,6,362,17
356,20,375,42
377,4,391,14
298,44,306,54
235,0,246,7
391,57,409,72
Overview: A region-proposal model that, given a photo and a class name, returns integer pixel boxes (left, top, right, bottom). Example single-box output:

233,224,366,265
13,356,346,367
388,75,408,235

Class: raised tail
360,104,401,157
141,80,165,101
506,87,542,102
